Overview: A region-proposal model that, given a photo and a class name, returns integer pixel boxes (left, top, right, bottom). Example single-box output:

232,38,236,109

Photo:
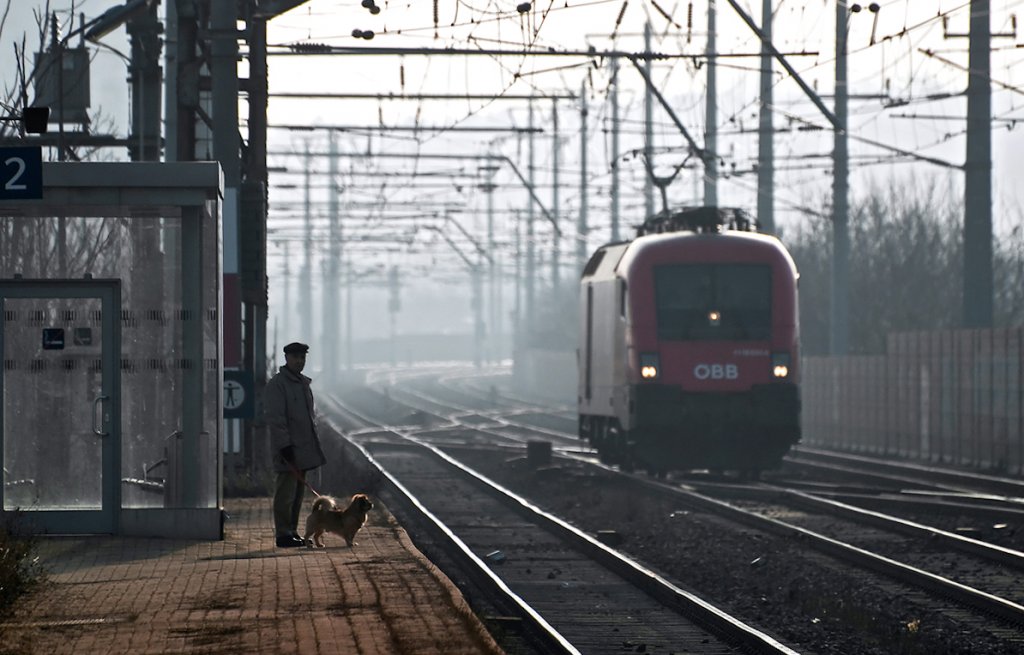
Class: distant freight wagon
578,207,801,477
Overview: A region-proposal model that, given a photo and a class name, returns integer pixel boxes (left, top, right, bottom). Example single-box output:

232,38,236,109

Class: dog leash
285,459,322,497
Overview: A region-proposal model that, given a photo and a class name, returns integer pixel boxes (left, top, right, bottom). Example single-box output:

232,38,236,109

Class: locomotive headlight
708,310,721,326
772,352,791,379
639,353,660,380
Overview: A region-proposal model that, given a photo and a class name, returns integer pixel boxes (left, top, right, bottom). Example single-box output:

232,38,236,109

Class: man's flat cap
283,342,309,355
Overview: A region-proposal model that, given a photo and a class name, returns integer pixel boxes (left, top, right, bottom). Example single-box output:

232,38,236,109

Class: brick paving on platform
0,497,504,654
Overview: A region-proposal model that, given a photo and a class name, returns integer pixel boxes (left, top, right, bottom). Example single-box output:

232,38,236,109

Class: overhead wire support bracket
423,225,477,269
724,0,961,171
919,48,1024,99
445,213,493,263
628,56,704,161
498,154,561,237
723,0,842,132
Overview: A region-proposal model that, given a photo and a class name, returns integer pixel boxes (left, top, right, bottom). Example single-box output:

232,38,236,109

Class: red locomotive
577,207,800,476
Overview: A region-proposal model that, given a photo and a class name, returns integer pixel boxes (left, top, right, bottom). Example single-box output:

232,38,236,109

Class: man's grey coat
264,366,326,472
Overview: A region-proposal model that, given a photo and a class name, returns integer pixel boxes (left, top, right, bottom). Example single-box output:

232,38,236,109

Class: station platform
0,496,504,654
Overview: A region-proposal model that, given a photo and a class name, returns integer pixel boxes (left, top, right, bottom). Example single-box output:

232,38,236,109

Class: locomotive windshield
654,264,772,340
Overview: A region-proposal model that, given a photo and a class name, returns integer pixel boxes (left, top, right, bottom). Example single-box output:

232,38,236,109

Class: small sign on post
0,146,43,200
224,369,254,419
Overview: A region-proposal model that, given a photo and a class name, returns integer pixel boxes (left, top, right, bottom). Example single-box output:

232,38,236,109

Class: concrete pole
963,0,993,327
473,266,483,368
704,1,718,207
281,240,290,347
324,131,341,383
345,261,354,370
610,57,621,242
644,23,655,218
514,208,522,332
302,145,313,338
389,266,398,367
831,1,850,356
484,171,497,362
578,79,589,273
756,0,775,232
552,99,560,292
496,249,504,360
526,101,536,329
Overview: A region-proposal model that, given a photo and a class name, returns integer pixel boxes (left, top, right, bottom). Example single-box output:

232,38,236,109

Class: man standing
264,342,326,547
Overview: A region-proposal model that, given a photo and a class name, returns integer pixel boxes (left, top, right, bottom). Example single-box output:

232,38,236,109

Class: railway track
781,445,1024,497
320,393,797,655
333,367,1024,653
442,367,1024,528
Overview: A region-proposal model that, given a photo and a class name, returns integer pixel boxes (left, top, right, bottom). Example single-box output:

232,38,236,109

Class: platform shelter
0,162,224,539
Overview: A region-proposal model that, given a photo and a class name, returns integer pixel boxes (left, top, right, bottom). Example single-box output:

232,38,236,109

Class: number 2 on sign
4,156,27,191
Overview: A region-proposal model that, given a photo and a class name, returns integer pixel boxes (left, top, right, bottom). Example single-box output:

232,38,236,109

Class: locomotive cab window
654,264,771,340
582,250,605,277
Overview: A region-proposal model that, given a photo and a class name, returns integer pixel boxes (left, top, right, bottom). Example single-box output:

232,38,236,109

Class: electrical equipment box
33,46,91,124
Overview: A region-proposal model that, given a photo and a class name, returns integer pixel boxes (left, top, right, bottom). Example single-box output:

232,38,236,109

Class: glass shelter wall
0,162,223,538
3,297,105,511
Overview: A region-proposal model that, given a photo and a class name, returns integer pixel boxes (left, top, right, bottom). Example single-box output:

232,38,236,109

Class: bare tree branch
0,1,13,52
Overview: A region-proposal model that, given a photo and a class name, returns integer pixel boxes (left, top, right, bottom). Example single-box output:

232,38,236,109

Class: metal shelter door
1,281,120,534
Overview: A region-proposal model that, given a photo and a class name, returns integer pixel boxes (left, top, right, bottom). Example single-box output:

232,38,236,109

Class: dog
303,493,374,548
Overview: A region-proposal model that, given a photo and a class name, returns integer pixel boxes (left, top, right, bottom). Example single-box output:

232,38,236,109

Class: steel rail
791,446,1024,498
693,481,1024,572
323,392,800,655
319,396,580,655
617,474,1024,626
385,371,1024,625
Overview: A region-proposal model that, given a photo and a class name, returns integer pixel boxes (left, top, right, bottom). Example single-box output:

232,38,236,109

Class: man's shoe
276,534,304,548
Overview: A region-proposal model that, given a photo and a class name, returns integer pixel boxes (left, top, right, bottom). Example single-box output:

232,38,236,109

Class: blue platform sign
0,146,43,200
224,369,255,419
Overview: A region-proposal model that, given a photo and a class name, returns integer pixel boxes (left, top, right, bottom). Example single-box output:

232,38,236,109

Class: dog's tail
311,495,336,513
